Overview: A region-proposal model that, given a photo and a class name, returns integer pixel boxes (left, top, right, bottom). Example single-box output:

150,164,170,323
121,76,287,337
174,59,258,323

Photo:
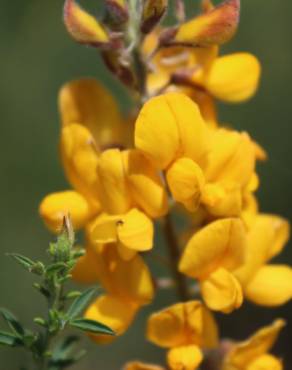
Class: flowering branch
0,218,114,370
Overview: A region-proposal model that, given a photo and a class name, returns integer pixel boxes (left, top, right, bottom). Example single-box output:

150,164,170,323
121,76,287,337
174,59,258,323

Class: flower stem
163,213,190,302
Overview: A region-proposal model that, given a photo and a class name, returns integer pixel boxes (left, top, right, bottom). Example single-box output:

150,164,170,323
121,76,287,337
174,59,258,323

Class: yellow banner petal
59,79,123,149
60,123,100,205
147,300,218,348
179,218,246,279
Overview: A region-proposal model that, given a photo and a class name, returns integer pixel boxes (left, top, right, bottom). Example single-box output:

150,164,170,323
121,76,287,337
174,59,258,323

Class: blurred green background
0,0,292,368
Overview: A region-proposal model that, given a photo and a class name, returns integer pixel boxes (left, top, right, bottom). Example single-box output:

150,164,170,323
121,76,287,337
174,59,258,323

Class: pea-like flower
235,214,292,307
39,80,168,260
135,92,257,218
146,300,218,370
179,218,246,313
72,241,154,343
222,319,285,370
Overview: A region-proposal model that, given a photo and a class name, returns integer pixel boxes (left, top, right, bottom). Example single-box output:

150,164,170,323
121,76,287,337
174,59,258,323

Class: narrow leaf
7,253,35,272
69,318,115,336
66,287,96,320
0,331,22,346
0,308,25,336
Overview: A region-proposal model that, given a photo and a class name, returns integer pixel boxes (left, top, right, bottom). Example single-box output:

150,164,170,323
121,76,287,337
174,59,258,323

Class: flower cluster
39,0,291,368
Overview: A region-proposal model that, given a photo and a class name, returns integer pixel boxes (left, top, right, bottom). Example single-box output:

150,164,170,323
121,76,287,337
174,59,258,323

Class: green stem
162,213,190,302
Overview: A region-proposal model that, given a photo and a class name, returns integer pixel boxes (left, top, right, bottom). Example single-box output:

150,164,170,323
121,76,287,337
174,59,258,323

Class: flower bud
64,0,110,47
141,0,168,34
162,0,240,47
105,0,129,24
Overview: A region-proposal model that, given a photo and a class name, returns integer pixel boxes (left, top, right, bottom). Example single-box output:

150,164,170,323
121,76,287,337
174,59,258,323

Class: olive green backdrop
0,0,292,369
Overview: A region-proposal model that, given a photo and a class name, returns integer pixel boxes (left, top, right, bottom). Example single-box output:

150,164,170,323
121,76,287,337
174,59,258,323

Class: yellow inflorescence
39,0,290,368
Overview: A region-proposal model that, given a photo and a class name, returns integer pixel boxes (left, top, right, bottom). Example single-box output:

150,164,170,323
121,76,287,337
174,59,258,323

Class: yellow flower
39,78,123,231
144,30,261,113
72,241,154,343
222,320,285,370
135,92,256,217
87,147,167,259
235,214,292,307
40,80,168,235
179,218,246,313
146,300,218,370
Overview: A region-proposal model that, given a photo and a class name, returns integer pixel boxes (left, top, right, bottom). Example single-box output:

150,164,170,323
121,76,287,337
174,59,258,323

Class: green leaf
7,253,35,272
0,308,25,336
66,287,96,320
46,262,67,274
0,331,23,346
69,318,115,336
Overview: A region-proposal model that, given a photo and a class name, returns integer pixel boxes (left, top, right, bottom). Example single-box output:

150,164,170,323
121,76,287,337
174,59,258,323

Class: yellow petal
59,79,123,148
135,93,209,169
125,362,164,370
85,294,138,344
117,208,154,253
179,218,246,280
204,53,261,102
202,183,242,217
147,300,218,348
205,129,256,188
90,209,154,257
39,190,97,232
60,123,100,205
124,149,168,218
89,213,119,244
97,149,132,214
224,320,285,369
88,244,154,305
167,345,203,370
201,267,243,313
247,354,282,370
134,94,180,169
235,214,290,286
166,157,205,212
244,265,292,307
72,247,100,284
174,0,239,46
64,0,109,46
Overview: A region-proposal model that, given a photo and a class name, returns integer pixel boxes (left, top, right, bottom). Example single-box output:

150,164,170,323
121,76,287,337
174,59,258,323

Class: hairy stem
163,213,190,302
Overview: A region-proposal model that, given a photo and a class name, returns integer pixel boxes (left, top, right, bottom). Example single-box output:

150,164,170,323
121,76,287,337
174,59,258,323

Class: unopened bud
141,0,168,34
64,0,110,47
105,0,129,24
164,0,240,47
